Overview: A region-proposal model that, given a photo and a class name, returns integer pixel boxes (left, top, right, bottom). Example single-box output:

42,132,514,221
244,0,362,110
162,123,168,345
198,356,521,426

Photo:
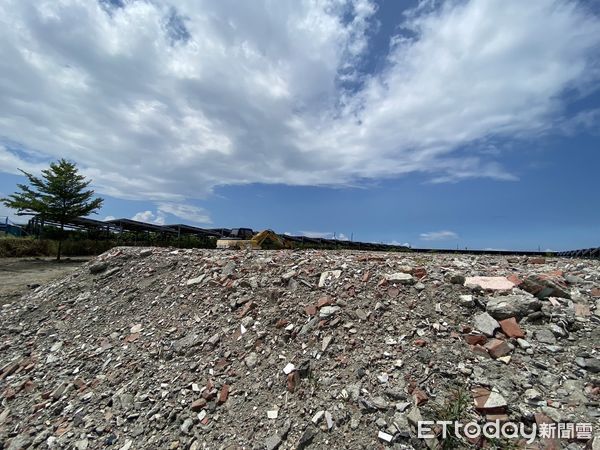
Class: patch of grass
0,237,53,257
431,386,472,450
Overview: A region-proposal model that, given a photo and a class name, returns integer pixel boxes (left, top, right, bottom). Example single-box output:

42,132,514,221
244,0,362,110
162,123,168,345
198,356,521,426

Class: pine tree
1,159,104,260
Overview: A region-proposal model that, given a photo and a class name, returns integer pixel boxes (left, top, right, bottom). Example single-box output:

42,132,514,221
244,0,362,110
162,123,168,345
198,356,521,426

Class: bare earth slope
0,248,598,449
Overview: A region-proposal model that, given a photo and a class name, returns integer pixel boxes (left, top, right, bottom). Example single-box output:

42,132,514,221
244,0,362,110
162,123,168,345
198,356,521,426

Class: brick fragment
464,334,487,346
507,274,523,286
413,267,427,279
238,301,256,318
472,387,507,413
529,257,546,264
217,384,229,405
485,339,512,359
275,319,289,329
191,398,207,411
317,296,332,308
471,345,490,358
287,371,300,393
498,317,525,338
412,388,428,406
304,305,317,316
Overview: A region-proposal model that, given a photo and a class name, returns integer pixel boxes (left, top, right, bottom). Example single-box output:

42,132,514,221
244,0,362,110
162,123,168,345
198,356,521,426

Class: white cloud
131,203,210,225
0,0,598,203
388,240,411,247
156,202,211,225
103,215,115,221
420,230,459,241
132,210,166,225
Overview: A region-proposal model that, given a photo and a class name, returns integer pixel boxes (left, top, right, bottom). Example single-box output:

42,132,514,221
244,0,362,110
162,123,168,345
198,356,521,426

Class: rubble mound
1,247,599,449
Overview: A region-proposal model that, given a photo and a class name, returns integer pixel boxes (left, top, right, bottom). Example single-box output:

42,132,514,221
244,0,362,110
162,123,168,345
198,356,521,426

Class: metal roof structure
168,224,222,238
105,218,177,234
17,215,598,258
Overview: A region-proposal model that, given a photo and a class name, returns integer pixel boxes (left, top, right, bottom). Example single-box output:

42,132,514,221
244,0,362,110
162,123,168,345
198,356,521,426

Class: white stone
186,275,205,286
312,410,324,424
378,431,394,442
318,270,342,288
283,363,295,375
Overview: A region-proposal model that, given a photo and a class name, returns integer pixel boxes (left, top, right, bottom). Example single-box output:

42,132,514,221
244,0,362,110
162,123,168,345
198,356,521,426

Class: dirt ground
0,257,89,305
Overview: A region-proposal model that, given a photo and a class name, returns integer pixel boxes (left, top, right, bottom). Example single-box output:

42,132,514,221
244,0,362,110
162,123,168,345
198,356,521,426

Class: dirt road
0,257,89,305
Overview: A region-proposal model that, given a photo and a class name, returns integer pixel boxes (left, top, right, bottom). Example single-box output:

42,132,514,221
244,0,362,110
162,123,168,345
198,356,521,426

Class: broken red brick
191,398,207,411
238,301,256,318
201,388,216,400
592,287,600,298
485,339,512,359
412,388,429,406
124,332,140,343
498,317,525,338
361,271,370,282
529,257,546,264
215,358,228,370
414,339,427,347
471,345,490,358
464,334,487,346
506,274,523,286
413,267,427,279
217,384,229,404
3,388,16,400
287,371,300,393
22,380,35,393
275,319,289,329
472,387,507,413
304,305,317,316
32,401,48,413
317,296,333,308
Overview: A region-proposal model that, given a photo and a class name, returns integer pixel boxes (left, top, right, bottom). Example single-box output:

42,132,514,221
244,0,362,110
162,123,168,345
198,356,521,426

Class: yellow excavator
216,229,290,250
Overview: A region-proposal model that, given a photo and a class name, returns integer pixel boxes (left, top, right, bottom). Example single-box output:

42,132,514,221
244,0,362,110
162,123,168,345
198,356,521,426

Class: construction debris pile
1,248,599,449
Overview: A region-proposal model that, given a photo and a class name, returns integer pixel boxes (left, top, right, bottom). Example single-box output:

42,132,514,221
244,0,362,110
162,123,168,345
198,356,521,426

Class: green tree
1,159,104,261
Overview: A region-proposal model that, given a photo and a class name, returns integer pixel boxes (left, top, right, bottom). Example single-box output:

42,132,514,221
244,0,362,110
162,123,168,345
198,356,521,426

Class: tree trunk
57,222,64,261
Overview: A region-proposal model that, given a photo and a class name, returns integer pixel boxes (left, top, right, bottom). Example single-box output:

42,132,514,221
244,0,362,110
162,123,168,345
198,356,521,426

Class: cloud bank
420,230,459,241
0,0,598,222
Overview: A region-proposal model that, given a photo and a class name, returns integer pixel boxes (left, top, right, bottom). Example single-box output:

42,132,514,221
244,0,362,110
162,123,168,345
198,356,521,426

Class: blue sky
1,0,599,251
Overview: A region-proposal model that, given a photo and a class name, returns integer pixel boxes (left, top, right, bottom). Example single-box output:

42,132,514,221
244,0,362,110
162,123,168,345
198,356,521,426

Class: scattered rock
486,294,542,320
520,274,570,299
535,329,557,345
473,312,500,337
384,272,415,285
0,247,596,449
